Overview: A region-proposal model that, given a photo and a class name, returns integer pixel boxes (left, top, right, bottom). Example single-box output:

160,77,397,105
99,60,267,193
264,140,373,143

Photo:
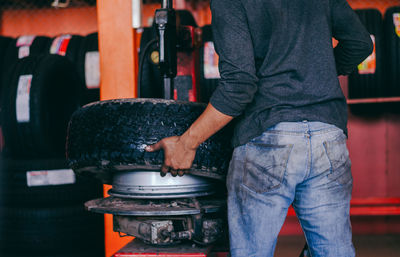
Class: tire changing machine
85,172,229,256
84,1,229,256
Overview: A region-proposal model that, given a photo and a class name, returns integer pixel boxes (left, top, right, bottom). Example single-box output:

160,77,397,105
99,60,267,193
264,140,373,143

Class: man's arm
146,0,257,176
146,104,233,176
208,0,258,116
332,0,373,75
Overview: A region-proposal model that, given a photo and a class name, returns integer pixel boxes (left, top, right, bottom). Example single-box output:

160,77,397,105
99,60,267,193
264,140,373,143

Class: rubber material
0,205,104,256
77,32,100,104
0,36,14,98
49,34,84,64
2,36,51,74
384,7,400,96
0,36,13,74
349,9,383,98
0,36,13,153
0,158,103,207
1,54,81,158
66,99,233,182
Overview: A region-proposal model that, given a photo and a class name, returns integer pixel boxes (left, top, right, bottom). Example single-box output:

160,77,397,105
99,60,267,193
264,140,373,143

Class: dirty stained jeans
227,121,355,257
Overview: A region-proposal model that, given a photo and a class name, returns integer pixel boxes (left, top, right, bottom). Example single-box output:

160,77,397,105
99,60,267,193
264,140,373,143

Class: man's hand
145,135,197,177
146,104,233,177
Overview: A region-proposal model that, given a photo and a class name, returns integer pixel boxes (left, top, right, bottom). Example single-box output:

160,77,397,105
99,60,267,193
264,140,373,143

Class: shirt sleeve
331,0,374,75
209,0,259,117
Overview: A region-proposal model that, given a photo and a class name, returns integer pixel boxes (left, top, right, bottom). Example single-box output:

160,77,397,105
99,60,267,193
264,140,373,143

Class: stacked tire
0,36,13,152
384,6,400,96
0,33,103,256
348,7,400,99
47,33,100,105
77,33,100,104
0,160,104,256
3,35,52,66
349,9,384,99
1,54,81,158
0,32,101,156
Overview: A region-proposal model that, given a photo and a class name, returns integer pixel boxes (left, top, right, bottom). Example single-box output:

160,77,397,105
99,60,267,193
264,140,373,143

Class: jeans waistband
267,121,342,134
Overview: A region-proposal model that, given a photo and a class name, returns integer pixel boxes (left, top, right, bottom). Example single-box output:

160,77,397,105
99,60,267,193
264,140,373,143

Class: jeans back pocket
323,137,352,186
243,143,293,194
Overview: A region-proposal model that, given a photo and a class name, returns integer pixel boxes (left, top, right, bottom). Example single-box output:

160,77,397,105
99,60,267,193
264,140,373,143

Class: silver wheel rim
109,171,216,199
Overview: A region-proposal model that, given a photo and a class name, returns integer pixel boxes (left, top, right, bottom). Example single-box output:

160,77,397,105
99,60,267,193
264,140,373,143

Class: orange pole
97,0,138,101
97,0,138,256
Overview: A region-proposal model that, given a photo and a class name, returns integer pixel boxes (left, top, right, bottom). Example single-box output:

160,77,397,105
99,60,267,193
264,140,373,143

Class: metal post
155,0,176,99
164,77,173,99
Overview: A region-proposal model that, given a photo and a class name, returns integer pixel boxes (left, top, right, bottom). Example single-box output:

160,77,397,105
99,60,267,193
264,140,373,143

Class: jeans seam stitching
303,136,312,180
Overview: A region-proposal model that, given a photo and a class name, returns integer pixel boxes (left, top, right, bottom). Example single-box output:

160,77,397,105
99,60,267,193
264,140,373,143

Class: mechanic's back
210,0,373,147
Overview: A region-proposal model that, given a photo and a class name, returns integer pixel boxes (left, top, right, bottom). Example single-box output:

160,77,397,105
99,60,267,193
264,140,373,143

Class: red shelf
347,97,400,104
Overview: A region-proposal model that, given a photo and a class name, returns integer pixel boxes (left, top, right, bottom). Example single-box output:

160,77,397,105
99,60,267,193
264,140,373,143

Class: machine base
86,196,227,245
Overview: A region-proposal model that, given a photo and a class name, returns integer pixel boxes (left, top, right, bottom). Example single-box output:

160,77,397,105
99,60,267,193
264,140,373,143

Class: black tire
384,6,400,96
199,25,220,103
2,36,51,73
49,34,84,64
349,9,384,99
77,32,100,104
0,36,13,73
66,99,233,182
1,54,82,159
0,125,4,154
0,158,103,207
0,36,14,154
0,205,104,256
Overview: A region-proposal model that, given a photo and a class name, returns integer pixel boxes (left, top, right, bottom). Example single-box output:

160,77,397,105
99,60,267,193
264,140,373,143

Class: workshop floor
274,235,400,257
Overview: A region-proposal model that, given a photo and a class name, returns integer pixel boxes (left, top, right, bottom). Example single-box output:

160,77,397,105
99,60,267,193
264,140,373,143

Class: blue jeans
227,121,354,257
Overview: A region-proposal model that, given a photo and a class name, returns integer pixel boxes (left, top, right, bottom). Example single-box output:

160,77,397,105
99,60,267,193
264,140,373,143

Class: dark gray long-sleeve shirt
209,0,373,147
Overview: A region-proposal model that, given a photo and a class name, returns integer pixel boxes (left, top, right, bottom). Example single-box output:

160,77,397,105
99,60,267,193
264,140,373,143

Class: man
146,0,372,256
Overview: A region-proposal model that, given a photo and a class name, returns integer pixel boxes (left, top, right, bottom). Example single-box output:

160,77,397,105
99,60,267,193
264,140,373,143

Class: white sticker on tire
85,51,100,89
18,46,30,59
17,35,36,59
50,34,72,56
16,75,33,123
16,35,36,47
26,169,76,187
